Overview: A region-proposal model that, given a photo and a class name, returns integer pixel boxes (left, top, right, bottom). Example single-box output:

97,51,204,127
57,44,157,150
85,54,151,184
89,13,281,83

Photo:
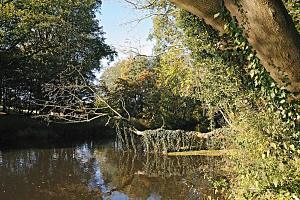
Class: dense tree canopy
0,0,115,113
100,56,208,130
1,0,299,199
99,0,300,198
170,0,300,94
148,1,300,198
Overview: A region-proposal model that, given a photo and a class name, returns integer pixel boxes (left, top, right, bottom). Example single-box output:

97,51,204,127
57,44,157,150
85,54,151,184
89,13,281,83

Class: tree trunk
0,81,2,111
2,88,7,113
169,0,300,94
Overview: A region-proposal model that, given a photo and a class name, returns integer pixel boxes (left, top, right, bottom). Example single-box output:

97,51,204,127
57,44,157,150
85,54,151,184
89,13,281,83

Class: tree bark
169,0,300,94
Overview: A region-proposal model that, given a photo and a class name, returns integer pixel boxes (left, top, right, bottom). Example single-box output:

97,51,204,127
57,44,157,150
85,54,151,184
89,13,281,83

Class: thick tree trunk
169,0,300,94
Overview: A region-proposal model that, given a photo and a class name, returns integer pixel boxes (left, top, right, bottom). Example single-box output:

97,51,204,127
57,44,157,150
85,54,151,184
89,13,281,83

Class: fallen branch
129,127,230,153
166,149,234,157
132,127,228,139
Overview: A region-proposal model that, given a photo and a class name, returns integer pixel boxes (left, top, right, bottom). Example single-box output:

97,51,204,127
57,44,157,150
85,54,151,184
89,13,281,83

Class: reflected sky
0,141,224,200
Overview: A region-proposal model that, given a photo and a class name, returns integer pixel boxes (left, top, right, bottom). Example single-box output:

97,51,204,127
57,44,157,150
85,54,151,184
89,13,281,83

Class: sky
98,0,154,63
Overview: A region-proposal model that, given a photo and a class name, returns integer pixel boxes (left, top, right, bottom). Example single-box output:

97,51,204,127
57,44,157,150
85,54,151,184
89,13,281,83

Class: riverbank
0,114,115,148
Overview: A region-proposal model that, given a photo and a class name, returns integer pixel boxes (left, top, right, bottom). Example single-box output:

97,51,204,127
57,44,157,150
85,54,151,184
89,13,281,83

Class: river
0,140,224,200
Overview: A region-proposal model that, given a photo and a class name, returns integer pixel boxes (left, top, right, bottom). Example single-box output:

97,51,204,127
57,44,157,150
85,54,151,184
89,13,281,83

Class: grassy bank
0,114,115,147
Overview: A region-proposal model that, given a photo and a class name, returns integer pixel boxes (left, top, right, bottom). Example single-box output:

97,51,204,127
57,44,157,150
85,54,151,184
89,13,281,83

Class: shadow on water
0,140,225,200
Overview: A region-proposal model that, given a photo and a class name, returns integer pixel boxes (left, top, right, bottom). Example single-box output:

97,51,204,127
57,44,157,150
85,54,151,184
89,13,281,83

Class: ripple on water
0,141,224,200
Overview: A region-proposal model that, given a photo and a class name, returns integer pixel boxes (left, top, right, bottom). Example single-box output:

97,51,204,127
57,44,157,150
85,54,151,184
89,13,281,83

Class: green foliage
0,0,115,113
283,0,300,32
148,0,300,198
229,110,300,199
100,55,207,130
100,57,160,124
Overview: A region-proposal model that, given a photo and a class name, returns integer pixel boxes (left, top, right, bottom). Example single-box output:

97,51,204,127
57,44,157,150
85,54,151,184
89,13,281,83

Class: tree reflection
0,143,102,200
96,147,226,200
0,141,226,200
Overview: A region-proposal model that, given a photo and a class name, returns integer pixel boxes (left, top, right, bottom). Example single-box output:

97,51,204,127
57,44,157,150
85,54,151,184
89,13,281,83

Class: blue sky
98,0,154,62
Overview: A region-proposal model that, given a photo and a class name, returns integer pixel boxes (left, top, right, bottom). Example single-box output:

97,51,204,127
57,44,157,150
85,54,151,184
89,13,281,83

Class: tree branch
169,0,300,94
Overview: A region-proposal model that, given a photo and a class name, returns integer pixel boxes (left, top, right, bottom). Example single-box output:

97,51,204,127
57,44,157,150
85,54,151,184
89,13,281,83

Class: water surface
0,141,224,200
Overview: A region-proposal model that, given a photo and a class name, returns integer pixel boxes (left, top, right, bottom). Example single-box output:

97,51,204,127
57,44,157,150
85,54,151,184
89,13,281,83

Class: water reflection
0,141,224,200
0,151,2,165
96,148,225,200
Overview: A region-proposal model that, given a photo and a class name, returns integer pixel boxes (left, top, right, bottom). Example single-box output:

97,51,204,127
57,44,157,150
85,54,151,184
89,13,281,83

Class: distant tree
100,56,207,130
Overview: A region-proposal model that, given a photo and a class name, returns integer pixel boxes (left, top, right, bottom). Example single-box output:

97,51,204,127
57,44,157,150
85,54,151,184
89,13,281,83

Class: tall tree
0,0,115,113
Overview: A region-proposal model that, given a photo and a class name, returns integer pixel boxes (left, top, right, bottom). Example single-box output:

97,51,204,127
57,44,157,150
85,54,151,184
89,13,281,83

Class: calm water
0,141,224,200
